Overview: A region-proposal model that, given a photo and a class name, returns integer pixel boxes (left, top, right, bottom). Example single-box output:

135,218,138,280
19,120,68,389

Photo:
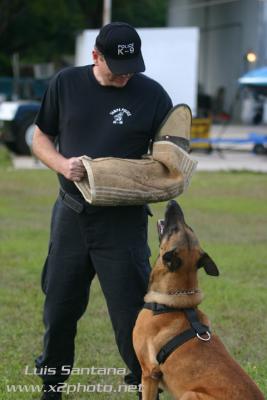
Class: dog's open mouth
157,219,165,241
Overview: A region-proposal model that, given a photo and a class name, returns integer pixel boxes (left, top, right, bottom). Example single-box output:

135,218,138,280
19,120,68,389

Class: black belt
59,188,84,214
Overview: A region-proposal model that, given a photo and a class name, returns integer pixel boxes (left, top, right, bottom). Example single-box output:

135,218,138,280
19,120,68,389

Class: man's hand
32,127,86,182
62,157,86,182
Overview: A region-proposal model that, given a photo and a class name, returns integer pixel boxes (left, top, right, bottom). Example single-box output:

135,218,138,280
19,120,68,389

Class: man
33,22,172,400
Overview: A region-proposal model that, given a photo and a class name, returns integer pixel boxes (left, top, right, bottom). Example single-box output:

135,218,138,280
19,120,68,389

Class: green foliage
113,0,168,27
0,0,168,74
0,145,12,167
0,0,85,64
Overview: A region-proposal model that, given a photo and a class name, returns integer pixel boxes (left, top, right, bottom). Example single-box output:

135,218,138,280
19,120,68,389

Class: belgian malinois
133,200,264,400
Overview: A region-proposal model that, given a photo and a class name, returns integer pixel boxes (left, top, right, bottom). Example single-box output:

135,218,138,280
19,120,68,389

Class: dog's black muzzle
158,200,185,241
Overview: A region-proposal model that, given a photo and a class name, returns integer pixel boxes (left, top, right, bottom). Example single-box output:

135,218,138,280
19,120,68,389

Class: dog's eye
171,257,182,270
162,250,182,271
163,250,175,264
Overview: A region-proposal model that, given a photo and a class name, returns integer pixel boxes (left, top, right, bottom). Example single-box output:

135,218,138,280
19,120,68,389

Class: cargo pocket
41,242,53,294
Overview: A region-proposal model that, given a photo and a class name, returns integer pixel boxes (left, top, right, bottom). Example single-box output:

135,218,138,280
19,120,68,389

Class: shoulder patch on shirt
109,108,132,125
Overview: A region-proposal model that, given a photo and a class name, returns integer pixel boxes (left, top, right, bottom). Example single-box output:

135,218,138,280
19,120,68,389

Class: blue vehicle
238,66,267,154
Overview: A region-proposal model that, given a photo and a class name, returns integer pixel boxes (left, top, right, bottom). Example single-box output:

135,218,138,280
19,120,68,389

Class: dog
133,200,264,400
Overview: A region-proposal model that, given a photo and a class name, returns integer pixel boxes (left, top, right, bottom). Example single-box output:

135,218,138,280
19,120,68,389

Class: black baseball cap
95,22,145,74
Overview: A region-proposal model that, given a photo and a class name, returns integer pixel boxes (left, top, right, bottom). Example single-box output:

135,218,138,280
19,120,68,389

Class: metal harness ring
197,331,211,342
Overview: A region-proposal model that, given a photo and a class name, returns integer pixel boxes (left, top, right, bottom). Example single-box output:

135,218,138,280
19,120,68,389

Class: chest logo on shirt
109,108,132,125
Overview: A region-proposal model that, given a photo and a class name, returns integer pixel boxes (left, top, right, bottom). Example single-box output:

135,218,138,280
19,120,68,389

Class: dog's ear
197,252,219,276
163,250,182,271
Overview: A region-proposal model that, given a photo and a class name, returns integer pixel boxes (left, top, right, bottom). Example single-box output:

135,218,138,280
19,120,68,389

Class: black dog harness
143,302,211,364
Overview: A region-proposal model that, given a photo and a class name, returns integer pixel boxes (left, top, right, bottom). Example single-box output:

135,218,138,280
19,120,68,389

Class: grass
0,161,267,399
0,145,12,168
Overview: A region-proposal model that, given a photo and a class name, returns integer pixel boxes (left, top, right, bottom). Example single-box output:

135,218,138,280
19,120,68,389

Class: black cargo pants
35,191,151,385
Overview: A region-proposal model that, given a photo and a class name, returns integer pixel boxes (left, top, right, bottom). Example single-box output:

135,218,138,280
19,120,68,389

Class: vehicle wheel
16,117,35,155
253,144,266,155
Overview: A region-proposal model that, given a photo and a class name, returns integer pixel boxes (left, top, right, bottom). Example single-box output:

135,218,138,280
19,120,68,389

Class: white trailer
75,27,199,116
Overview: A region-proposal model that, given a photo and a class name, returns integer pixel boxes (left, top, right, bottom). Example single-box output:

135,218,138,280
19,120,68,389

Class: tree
113,0,168,27
0,0,168,75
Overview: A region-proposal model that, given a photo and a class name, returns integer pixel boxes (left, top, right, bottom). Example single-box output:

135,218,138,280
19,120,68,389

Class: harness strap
143,302,179,315
184,308,208,336
156,328,199,364
143,302,211,364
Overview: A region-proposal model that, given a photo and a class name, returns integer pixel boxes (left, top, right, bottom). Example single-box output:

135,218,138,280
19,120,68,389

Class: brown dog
133,200,264,400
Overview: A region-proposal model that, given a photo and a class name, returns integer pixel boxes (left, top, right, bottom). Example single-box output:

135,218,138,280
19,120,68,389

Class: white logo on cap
110,108,132,125
118,43,135,56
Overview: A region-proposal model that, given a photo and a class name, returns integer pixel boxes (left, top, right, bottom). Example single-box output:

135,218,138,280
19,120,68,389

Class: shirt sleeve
35,73,60,137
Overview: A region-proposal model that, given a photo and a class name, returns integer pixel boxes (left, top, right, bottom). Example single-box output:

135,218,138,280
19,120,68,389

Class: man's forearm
32,126,85,181
32,126,66,174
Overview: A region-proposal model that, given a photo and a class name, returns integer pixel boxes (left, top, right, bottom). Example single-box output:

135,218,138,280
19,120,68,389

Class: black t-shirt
36,65,172,194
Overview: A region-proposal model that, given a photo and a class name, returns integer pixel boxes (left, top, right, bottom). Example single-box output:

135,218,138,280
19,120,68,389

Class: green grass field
0,156,267,399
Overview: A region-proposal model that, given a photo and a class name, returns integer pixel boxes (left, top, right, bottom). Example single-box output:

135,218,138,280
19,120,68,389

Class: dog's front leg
140,363,162,400
141,372,161,400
